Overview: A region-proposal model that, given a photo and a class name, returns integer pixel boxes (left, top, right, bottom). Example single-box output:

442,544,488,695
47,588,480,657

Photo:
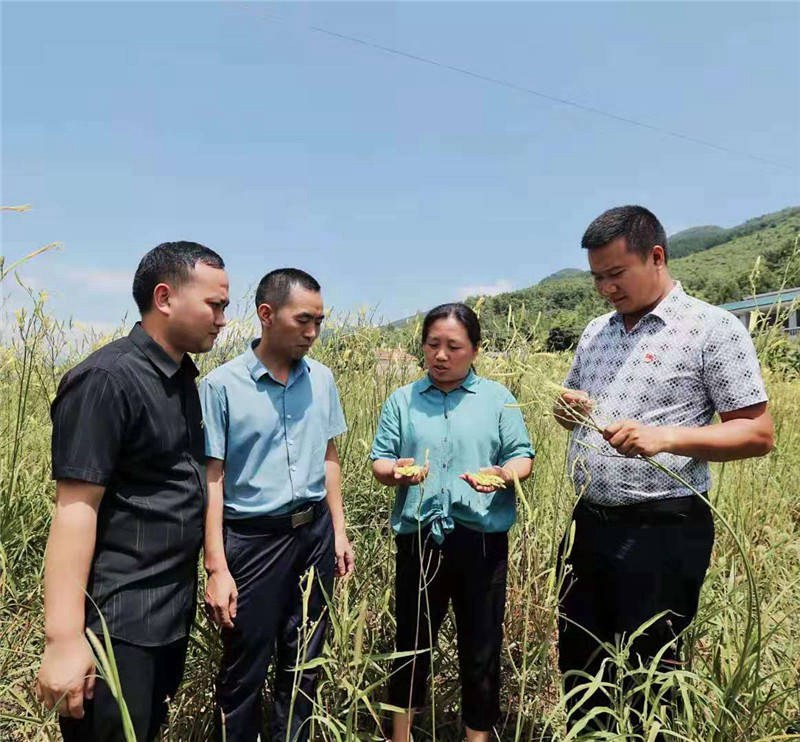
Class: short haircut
422,303,481,349
132,241,225,313
581,205,668,263
255,268,321,310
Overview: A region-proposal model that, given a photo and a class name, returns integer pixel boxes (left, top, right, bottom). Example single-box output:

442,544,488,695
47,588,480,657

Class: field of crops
1,288,799,741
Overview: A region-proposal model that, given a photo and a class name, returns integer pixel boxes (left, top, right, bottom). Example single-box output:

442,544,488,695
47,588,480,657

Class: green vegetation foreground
1,295,799,740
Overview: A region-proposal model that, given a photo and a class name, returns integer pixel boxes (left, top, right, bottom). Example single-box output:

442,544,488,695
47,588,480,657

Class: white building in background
719,287,800,338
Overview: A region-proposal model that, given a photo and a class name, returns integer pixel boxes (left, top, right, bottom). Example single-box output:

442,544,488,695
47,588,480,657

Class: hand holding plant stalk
603,419,677,458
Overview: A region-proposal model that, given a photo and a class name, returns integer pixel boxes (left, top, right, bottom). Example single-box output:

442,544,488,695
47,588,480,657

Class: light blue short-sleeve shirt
200,342,347,518
564,282,768,505
370,370,535,540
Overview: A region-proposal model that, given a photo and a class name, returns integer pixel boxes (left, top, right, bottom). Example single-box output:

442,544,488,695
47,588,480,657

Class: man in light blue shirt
199,268,352,742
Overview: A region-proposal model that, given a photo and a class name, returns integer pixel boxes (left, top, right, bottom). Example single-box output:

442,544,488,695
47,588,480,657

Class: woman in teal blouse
371,303,534,742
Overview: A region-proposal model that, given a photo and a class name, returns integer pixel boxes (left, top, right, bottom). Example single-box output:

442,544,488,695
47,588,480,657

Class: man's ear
652,244,667,267
152,283,172,316
257,302,275,328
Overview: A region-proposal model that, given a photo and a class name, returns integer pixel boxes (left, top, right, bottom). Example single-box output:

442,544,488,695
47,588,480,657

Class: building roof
719,287,800,313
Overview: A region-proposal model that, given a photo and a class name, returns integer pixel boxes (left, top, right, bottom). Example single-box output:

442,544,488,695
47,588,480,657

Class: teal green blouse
370,370,534,541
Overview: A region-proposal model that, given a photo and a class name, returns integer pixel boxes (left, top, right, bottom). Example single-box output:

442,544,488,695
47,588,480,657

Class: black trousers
215,503,335,742
389,523,508,732
557,496,714,733
59,637,188,742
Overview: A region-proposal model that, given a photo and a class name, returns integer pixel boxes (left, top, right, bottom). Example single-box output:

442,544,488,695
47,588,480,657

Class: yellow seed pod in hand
465,472,507,488
395,464,424,477
395,449,429,478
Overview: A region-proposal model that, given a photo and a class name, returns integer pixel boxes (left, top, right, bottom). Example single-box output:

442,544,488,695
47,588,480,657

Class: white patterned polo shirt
564,282,768,505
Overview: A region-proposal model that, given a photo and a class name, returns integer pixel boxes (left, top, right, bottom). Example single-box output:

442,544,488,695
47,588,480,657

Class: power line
254,9,796,173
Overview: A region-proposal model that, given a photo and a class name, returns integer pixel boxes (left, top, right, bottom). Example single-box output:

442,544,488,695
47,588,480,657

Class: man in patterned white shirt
553,205,774,733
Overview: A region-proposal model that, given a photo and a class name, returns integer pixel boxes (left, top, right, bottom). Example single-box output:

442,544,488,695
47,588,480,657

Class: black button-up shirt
51,323,206,646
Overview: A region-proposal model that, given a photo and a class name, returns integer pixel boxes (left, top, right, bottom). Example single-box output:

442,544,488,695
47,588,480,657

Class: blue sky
2,1,799,330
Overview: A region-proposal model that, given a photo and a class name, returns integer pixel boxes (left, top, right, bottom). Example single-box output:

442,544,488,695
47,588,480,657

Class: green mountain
668,225,728,259
538,267,586,284
468,205,800,350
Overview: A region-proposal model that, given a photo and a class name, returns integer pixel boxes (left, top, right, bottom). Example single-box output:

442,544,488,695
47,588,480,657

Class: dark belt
575,495,709,526
226,500,327,535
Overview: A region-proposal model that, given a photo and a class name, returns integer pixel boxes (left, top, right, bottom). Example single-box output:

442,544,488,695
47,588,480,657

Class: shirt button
291,466,297,472
287,414,292,419
288,440,294,445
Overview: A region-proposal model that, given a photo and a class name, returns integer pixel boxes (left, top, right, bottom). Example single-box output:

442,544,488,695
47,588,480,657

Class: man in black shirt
36,241,229,741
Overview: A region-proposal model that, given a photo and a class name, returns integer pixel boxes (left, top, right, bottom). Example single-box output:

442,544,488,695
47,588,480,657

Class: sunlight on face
423,316,478,389
271,286,325,361
168,262,229,354
588,237,666,317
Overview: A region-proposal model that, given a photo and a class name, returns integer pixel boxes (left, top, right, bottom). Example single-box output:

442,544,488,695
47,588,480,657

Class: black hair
581,205,668,263
132,241,225,313
254,268,321,310
421,302,481,348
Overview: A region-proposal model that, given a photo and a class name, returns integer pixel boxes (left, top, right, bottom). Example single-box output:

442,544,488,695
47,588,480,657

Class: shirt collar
418,368,479,395
246,339,311,385
129,322,198,379
609,281,684,330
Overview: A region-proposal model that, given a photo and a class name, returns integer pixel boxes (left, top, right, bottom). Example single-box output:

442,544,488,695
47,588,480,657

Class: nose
435,348,448,360
596,278,617,297
216,309,227,327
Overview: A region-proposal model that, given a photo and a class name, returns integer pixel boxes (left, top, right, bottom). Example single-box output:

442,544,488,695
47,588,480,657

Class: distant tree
546,325,580,352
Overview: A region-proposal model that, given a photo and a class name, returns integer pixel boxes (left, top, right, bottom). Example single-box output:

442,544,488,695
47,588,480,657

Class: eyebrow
296,312,325,320
590,266,625,277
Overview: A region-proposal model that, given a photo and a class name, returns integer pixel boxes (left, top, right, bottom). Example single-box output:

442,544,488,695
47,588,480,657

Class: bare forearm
325,459,346,534
500,456,534,483
204,461,228,574
43,503,97,642
664,419,774,461
371,459,397,487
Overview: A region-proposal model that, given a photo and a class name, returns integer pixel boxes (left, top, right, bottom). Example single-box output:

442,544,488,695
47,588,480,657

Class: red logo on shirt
644,352,656,363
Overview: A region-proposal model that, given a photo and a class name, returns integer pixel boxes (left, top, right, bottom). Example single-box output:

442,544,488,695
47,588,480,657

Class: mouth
432,365,449,372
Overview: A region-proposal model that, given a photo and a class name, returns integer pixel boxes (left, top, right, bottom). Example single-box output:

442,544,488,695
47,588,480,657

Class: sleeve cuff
52,465,110,486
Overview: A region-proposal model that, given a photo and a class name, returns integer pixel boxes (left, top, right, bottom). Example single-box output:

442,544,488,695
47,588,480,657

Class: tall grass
1,253,799,739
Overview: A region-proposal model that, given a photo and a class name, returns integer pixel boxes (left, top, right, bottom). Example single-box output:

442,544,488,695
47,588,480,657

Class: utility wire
253,9,796,173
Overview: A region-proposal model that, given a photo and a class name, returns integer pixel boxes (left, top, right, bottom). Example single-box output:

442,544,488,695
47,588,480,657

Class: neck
623,276,675,331
430,371,470,394
255,337,294,382
140,316,184,364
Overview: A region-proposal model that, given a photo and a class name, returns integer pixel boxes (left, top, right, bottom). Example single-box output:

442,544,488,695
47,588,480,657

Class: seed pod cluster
395,464,424,477
466,472,507,488
395,449,429,478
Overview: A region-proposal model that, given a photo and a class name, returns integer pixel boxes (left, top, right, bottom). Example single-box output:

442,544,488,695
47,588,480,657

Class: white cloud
455,279,513,301
67,268,131,294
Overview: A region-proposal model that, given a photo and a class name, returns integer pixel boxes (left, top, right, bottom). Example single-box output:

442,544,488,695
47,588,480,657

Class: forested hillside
470,206,800,349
